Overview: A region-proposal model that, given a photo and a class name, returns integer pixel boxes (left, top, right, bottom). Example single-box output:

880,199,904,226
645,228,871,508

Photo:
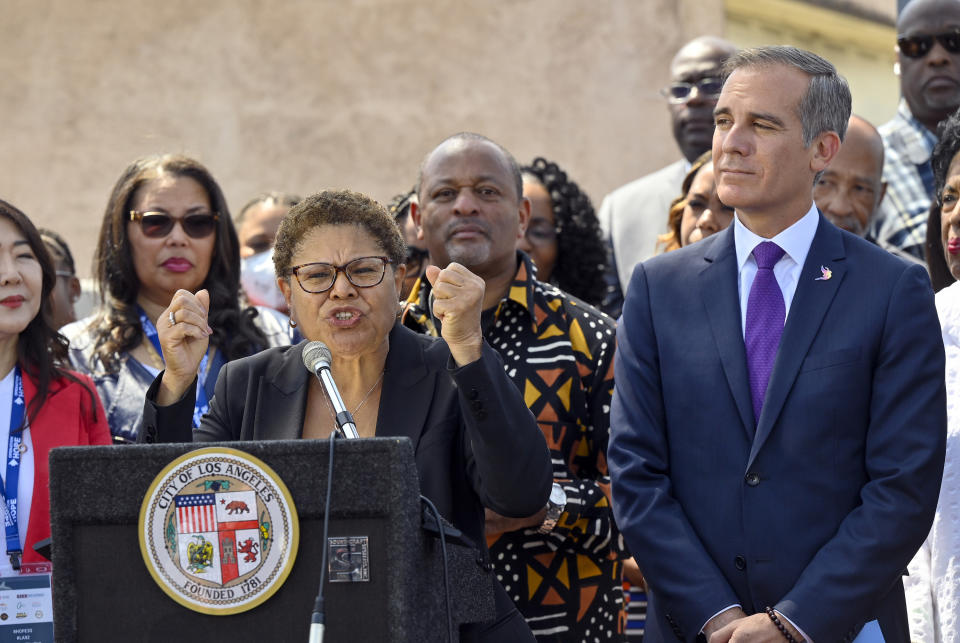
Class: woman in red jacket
0,199,110,575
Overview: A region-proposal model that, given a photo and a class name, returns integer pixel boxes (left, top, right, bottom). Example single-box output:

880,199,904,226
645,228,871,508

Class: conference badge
138,447,299,615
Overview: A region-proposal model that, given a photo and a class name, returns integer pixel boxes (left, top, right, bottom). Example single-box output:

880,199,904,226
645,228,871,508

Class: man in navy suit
609,46,946,642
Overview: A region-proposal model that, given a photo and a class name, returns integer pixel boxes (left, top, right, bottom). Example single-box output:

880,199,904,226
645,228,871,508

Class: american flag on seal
175,493,217,533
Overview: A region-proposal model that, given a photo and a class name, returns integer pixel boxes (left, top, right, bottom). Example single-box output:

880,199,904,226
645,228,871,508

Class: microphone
302,341,360,439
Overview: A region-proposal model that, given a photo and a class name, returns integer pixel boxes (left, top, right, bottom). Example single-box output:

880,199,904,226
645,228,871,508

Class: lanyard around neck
0,366,26,570
139,307,211,428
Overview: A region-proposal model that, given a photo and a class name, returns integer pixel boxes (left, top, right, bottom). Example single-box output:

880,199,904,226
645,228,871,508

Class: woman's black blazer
141,322,553,548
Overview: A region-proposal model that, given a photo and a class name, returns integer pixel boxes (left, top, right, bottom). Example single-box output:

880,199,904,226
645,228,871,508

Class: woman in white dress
907,106,960,642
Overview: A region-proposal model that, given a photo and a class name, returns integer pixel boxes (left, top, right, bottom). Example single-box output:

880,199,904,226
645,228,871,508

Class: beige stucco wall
0,0,725,278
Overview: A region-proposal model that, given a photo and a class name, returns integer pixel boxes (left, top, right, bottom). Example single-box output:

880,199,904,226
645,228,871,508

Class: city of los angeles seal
138,447,299,615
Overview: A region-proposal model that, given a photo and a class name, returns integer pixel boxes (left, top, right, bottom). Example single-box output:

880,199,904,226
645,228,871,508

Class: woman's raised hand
156,289,213,406
425,263,484,366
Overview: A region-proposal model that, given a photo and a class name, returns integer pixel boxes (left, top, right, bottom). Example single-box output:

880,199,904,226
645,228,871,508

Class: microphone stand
308,431,339,643
312,365,360,440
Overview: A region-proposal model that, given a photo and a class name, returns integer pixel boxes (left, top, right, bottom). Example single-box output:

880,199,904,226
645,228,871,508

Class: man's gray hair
722,46,852,147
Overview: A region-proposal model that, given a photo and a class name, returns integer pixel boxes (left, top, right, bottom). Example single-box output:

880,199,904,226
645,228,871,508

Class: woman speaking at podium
0,200,111,576
139,189,552,641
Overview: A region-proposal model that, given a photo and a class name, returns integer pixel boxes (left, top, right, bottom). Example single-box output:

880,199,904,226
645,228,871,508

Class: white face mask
240,249,286,311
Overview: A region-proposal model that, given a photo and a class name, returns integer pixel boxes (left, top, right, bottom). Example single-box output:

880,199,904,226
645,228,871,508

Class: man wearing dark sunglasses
869,0,960,261
598,35,737,300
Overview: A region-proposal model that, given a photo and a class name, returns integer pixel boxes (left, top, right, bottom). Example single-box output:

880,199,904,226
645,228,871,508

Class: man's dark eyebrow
473,175,505,186
427,175,505,188
712,107,786,129
12,240,30,248
750,111,786,128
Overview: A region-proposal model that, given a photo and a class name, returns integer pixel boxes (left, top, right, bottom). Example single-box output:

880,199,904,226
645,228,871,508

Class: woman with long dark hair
519,157,610,309
63,155,290,442
0,199,110,574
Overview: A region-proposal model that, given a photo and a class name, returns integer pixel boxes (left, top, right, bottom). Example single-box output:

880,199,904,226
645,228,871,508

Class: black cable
309,431,338,641
420,495,454,643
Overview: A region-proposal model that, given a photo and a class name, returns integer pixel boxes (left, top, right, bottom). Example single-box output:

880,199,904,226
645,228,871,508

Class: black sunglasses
129,210,220,239
897,29,960,58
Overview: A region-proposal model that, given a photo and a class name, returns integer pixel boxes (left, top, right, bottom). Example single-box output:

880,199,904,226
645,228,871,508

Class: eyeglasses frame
659,77,724,104
290,255,395,293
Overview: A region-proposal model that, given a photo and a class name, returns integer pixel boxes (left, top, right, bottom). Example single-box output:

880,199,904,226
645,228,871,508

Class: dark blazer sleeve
609,263,741,635
776,263,946,639
140,370,235,443
451,341,553,518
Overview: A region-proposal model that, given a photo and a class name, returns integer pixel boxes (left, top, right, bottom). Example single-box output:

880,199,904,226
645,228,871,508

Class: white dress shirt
734,203,820,335
703,203,820,642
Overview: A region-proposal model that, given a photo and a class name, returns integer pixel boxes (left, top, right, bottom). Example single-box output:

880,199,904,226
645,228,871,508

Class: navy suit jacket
609,216,946,642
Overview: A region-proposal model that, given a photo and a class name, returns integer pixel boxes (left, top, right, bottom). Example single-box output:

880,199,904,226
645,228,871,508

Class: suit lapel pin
815,265,832,281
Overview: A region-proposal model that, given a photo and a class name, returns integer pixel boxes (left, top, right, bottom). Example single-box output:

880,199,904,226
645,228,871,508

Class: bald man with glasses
598,36,737,300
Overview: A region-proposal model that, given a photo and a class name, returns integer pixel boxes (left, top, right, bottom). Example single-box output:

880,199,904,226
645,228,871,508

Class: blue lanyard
0,366,26,570
139,307,210,428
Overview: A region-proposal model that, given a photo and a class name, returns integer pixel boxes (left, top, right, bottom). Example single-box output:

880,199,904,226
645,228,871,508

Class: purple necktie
745,241,786,423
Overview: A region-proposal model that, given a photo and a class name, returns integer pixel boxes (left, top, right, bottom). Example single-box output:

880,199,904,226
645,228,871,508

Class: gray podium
48,438,497,642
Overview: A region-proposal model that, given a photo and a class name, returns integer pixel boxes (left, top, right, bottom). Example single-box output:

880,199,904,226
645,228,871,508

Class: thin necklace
323,370,385,418
351,370,385,415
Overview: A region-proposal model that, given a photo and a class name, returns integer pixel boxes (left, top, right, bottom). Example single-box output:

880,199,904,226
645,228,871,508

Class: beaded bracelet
765,607,800,643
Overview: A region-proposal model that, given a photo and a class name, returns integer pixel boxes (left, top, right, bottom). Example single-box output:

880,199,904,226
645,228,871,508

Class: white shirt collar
734,203,820,271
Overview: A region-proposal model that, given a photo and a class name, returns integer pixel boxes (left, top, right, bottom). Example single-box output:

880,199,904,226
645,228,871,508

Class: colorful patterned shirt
402,252,627,642
870,99,938,261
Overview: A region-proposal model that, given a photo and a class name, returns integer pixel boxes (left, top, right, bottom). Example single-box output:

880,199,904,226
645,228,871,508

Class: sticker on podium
327,536,370,582
139,447,299,615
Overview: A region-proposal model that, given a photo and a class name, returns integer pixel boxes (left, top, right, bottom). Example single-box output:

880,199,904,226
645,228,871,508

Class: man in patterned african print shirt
404,132,628,642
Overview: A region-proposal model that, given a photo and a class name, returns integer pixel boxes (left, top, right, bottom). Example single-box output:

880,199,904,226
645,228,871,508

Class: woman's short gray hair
723,45,852,147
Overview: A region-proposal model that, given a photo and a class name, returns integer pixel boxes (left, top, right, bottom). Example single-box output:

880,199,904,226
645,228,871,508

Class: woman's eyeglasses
524,222,558,246
291,256,393,293
129,210,219,239
897,29,960,58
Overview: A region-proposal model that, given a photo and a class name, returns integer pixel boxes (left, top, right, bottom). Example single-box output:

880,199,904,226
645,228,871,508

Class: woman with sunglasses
140,189,551,641
0,200,110,575
62,155,290,442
